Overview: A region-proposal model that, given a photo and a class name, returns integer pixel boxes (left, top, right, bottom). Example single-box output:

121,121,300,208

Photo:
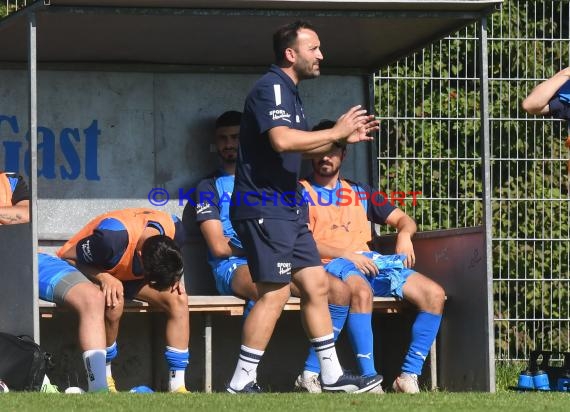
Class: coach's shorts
324,251,415,299
213,257,248,295
38,253,91,304
233,217,321,283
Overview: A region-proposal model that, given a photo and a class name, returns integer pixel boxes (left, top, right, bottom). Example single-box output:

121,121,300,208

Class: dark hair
273,20,317,65
215,111,242,129
312,119,346,149
141,235,184,291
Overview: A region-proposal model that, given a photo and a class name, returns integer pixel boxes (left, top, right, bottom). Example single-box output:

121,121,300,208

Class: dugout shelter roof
0,0,501,72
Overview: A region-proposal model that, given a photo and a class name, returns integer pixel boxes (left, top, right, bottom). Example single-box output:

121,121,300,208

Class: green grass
496,360,528,391
1,392,570,412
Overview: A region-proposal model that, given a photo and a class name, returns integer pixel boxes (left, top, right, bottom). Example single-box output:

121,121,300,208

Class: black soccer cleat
226,381,263,394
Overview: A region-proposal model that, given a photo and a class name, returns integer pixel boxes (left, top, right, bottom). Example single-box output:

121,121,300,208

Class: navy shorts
233,217,321,284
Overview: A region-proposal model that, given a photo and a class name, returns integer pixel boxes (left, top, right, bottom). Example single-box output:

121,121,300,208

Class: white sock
169,370,186,392
82,349,107,392
310,334,343,385
42,375,51,385
106,363,112,378
303,370,319,381
229,345,264,390
165,346,189,391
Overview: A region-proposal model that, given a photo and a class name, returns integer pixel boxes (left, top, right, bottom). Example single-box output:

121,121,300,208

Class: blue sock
303,304,349,373
164,346,190,371
243,299,255,320
106,342,118,363
347,312,377,377
402,311,442,375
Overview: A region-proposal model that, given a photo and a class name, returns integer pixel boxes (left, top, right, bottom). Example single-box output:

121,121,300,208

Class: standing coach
226,21,382,393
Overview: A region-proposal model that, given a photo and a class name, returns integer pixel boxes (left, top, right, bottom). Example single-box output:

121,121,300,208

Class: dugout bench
36,226,477,393
39,294,430,393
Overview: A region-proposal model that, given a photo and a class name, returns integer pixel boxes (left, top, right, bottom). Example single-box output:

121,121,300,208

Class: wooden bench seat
39,295,409,317
38,295,421,392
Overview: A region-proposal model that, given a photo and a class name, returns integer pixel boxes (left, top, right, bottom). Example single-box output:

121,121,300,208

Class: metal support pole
204,314,212,393
429,341,438,390
28,10,40,343
478,15,496,393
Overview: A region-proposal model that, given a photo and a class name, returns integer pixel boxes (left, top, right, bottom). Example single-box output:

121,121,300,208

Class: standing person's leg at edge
293,275,350,392
228,281,291,391
292,266,345,385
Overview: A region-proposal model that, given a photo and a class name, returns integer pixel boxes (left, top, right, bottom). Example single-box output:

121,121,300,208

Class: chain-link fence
375,0,570,362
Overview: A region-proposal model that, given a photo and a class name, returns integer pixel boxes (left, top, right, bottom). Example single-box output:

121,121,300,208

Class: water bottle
517,370,534,390
533,369,550,391
556,371,570,392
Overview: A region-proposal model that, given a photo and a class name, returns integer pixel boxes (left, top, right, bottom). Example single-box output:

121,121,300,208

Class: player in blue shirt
227,21,381,394
186,113,352,394
522,67,570,119
185,111,256,300
0,171,29,225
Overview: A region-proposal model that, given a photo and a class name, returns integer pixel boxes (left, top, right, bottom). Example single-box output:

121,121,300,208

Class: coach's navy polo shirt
549,97,570,119
231,64,309,220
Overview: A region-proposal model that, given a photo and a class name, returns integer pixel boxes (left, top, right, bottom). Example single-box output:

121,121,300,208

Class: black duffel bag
0,332,53,391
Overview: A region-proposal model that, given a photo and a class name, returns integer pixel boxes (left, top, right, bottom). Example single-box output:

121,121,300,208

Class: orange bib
57,208,175,281
300,179,371,263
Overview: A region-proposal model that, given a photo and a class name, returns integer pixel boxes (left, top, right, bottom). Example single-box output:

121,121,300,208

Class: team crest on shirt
269,109,291,123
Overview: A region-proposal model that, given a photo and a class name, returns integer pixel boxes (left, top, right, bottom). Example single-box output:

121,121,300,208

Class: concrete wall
1,69,370,238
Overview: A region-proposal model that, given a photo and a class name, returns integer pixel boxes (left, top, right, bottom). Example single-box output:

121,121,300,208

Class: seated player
295,120,446,393
184,112,352,392
39,208,190,392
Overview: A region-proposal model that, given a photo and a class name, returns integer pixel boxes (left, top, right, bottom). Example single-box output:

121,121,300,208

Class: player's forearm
396,216,417,239
522,69,570,114
206,238,233,259
0,205,29,225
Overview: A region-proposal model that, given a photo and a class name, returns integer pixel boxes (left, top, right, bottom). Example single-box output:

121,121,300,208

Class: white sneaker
294,374,322,393
392,373,420,393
